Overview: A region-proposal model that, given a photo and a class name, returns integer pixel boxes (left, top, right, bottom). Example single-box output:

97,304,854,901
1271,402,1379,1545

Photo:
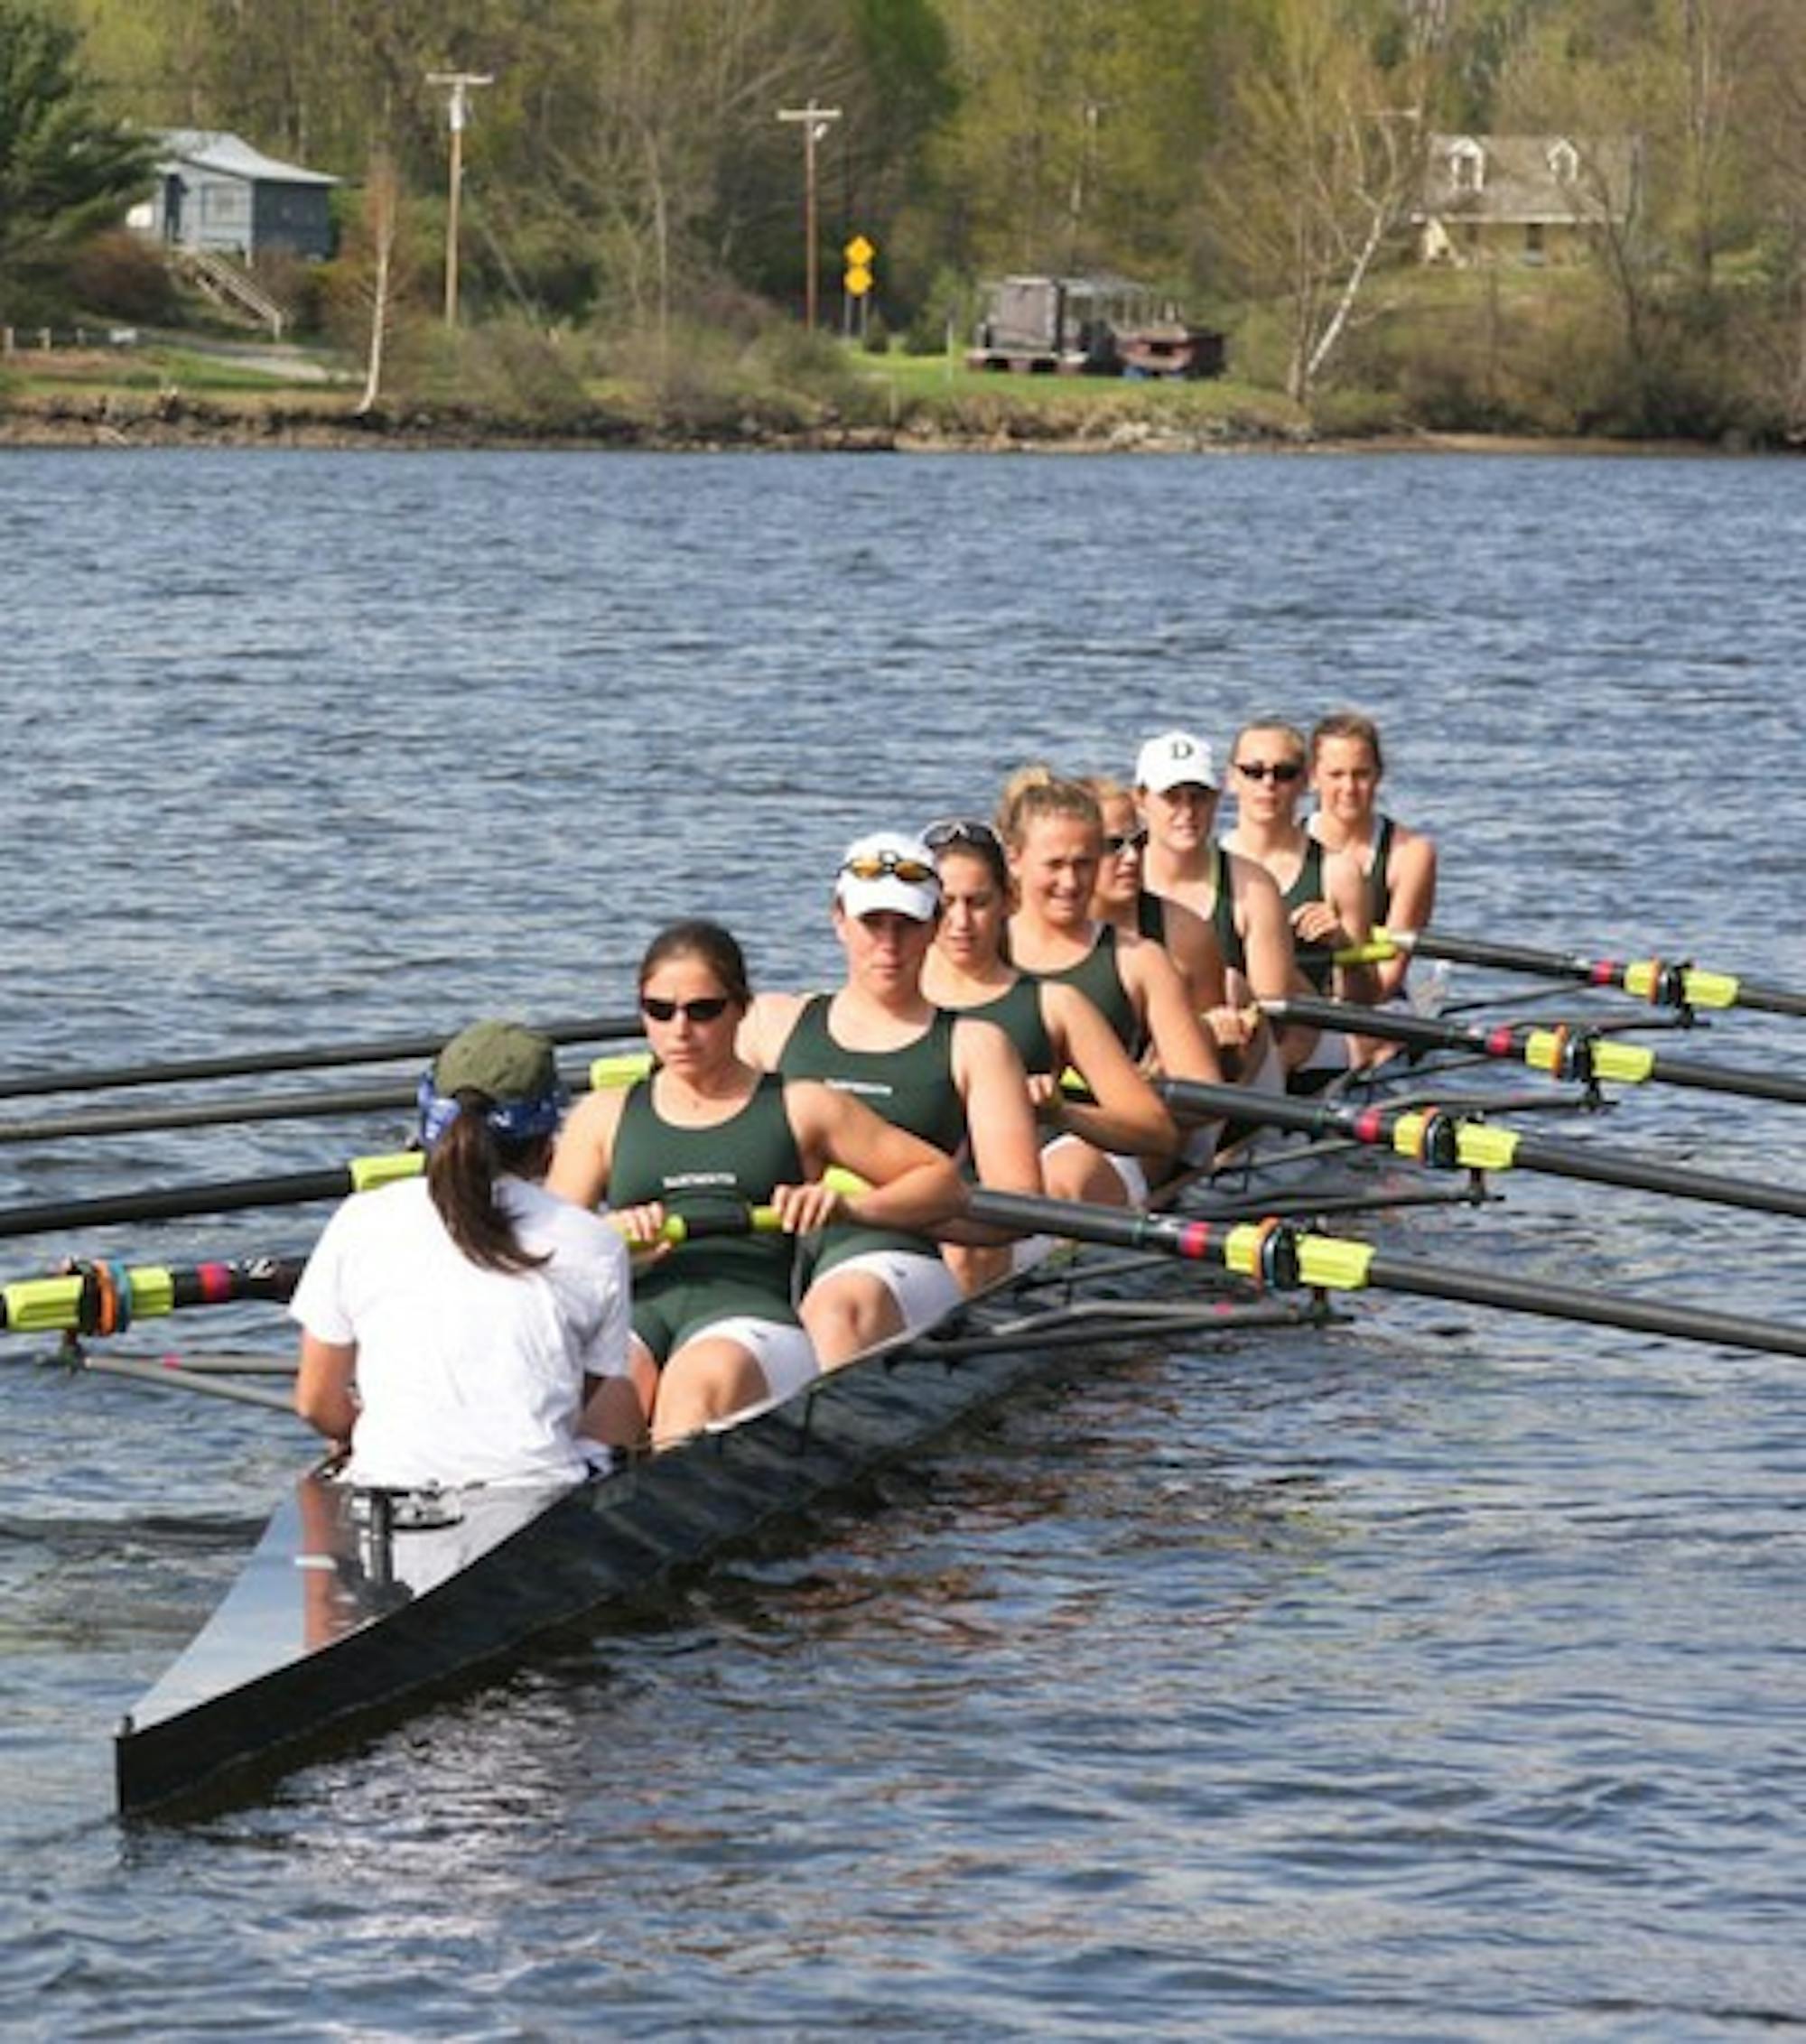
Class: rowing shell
114,1220,1319,1816
112,1058,1529,1817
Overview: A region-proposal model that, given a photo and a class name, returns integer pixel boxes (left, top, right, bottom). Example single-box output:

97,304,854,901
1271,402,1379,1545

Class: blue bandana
416,1072,568,1153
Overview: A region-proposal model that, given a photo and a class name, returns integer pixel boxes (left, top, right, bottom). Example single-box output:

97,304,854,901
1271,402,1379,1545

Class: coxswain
293,1020,634,1487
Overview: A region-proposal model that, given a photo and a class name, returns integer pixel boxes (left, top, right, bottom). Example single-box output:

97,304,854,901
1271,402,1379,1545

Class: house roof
1420,134,1635,227
154,129,338,188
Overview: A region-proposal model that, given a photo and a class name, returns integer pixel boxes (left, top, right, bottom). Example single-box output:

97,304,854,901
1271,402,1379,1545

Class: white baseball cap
1134,729,1218,794
834,831,942,921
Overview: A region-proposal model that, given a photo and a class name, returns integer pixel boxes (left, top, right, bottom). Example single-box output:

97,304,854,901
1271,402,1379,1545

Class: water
2,447,1804,2038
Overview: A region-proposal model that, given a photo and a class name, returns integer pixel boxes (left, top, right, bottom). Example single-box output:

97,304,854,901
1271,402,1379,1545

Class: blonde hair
996,764,1102,851
1231,717,1307,764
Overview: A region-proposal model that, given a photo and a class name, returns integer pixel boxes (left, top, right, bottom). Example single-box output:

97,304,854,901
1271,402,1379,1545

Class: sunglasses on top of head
842,852,937,885
640,994,732,1024
1234,758,1304,785
920,816,1003,854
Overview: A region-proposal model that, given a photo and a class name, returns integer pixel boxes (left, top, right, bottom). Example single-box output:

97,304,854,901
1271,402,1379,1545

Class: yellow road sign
844,234,875,266
845,263,873,298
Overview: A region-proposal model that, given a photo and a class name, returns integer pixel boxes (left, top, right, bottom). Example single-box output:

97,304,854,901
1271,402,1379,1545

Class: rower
1000,766,1222,1110
1307,709,1438,1003
292,1020,634,1488
549,921,960,1447
1134,729,1299,1079
920,814,1177,1210
738,830,1041,1363
1222,717,1379,1080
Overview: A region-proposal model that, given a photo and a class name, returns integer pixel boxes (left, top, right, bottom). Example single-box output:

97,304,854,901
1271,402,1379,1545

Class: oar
966,1189,1806,1361
1377,929,1806,1021
1265,993,1806,1108
0,1014,646,1102
0,1052,653,1146
2,1253,306,1336
1159,1078,1806,1222
0,1150,425,1240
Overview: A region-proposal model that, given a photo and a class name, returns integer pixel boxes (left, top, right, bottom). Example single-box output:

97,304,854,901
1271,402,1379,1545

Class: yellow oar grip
1523,1031,1654,1085
1453,1123,1520,1173
349,1151,424,1193
2,1262,178,1334
1297,1235,1376,1291
590,1051,654,1090
1333,938,1398,966
1680,968,1738,1010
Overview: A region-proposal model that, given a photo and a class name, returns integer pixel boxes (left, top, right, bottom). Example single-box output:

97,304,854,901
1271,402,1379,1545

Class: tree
1206,0,1441,402
0,1,154,321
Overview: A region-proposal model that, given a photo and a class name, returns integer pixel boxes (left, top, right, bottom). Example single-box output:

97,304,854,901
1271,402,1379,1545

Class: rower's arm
295,1333,358,1447
1043,982,1178,1158
546,1087,625,1211
737,990,805,1072
1321,850,1381,1007
1164,896,1228,1013
795,1083,965,1237
1131,940,1224,1084
941,1018,1042,1245
1378,832,1438,999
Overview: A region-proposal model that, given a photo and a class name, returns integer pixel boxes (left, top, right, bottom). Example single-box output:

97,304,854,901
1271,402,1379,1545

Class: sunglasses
1103,825,1149,855
841,853,937,885
921,816,1002,853
640,994,732,1024
1234,759,1304,784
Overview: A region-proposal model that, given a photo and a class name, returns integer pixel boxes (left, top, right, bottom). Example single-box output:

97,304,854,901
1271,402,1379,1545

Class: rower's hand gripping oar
965,1188,1806,1362
1158,1077,1806,1222
1361,928,1806,1023
1264,992,1806,1109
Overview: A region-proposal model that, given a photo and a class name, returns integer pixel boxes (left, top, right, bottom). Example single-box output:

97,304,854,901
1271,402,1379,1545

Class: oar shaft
0,1014,643,1102
966,1189,1806,1361
1160,1076,1806,1222
0,1153,423,1240
1396,930,1806,1020
1268,995,1806,1107
1363,1247,1806,1359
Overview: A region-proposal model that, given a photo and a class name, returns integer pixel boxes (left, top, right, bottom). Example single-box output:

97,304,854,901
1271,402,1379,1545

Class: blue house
129,130,338,262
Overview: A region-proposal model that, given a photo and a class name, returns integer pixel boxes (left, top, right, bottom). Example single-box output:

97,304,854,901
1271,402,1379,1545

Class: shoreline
0,389,1777,459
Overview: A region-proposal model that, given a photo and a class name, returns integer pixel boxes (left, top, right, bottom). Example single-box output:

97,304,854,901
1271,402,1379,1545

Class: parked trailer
966,274,1224,379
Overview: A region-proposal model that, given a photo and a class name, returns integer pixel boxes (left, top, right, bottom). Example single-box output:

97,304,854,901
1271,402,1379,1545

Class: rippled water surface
3,448,1804,2039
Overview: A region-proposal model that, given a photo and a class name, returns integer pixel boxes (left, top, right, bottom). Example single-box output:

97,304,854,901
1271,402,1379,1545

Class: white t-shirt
290,1175,631,1489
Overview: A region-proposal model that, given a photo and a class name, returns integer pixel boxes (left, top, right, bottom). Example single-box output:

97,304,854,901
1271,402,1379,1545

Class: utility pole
777,99,842,330
426,70,494,327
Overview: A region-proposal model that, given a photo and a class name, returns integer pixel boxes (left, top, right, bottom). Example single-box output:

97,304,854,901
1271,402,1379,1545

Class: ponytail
424,1103,552,1275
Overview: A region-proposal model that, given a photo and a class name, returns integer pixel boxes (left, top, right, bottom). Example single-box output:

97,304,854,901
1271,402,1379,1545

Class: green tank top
1280,837,1333,992
1208,843,1245,978
777,993,962,1280
611,1071,803,1304
1029,924,1139,1055
964,977,1055,1079
776,994,966,1154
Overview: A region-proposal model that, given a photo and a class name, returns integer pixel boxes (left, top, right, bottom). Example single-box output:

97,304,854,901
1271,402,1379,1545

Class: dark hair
1309,710,1384,775
638,919,753,1008
927,820,1010,891
426,1111,553,1275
